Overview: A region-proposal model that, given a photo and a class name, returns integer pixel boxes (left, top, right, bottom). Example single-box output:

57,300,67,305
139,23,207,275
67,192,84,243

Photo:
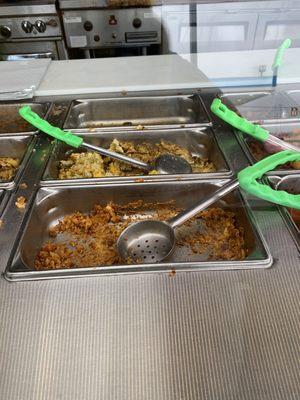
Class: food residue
168,269,176,278
19,182,28,189
0,158,19,181
34,201,246,270
15,196,26,209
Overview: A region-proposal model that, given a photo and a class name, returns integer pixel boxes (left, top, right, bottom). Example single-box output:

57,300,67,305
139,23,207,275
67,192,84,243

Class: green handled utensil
117,150,300,263
272,38,291,87
19,105,192,175
211,98,300,153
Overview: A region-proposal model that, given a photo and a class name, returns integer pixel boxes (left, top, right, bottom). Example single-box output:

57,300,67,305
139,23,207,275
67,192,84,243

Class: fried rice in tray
35,201,247,270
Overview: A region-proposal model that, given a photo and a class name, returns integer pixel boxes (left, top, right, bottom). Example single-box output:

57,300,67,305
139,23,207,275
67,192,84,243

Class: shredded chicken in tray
0,157,19,181
58,139,216,179
34,201,246,270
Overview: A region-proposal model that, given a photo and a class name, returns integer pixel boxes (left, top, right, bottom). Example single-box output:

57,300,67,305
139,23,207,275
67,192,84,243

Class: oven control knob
22,21,33,33
35,20,46,33
132,18,142,29
84,21,93,31
0,26,11,38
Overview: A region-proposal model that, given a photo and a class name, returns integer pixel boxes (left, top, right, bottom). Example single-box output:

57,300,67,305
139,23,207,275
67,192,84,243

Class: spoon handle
82,141,151,171
167,179,239,229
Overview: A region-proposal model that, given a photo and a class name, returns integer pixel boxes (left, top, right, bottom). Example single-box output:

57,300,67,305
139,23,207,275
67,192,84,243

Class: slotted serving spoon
19,106,192,175
117,150,300,263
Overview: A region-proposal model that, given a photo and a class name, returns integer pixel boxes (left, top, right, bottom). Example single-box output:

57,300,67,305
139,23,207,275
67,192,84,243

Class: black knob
132,18,142,28
84,21,93,31
0,26,11,38
22,21,33,33
46,19,58,27
35,20,46,33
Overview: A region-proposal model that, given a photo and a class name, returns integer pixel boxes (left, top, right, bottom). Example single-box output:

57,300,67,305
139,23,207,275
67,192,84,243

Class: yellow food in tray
0,157,20,181
58,139,215,179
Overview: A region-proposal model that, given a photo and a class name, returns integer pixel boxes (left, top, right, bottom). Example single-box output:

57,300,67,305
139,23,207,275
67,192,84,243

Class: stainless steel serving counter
0,89,299,400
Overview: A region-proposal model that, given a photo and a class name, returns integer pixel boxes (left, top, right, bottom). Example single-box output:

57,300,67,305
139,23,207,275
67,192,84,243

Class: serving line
0,89,276,281
1,89,298,281
0,89,299,399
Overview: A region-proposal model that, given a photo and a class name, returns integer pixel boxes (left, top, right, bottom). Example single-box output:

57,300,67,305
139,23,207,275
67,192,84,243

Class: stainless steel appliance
0,0,68,60
59,0,161,57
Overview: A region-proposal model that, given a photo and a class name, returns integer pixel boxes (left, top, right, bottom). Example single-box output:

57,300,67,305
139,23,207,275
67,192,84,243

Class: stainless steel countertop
0,90,299,400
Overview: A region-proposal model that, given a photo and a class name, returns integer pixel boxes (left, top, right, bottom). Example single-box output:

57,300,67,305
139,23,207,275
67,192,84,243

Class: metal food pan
285,90,300,107
267,175,300,252
5,180,272,281
219,91,298,123
41,127,231,185
0,102,50,135
0,189,9,218
63,94,210,132
0,135,36,189
234,122,300,176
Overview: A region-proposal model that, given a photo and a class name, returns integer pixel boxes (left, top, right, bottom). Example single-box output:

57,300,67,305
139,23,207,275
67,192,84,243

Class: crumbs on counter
19,182,28,189
168,269,176,278
15,196,26,209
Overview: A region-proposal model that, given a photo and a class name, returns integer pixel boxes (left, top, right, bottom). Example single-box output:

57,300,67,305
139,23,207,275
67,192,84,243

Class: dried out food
15,196,26,209
58,139,215,179
34,202,247,270
0,158,19,180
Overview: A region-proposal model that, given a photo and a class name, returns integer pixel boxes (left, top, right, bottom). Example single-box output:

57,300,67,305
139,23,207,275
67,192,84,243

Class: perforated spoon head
117,220,175,263
154,154,192,175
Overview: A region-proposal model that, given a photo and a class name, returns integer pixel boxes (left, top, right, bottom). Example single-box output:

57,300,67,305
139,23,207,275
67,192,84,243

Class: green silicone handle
211,98,269,142
238,150,300,209
272,38,292,70
19,106,83,148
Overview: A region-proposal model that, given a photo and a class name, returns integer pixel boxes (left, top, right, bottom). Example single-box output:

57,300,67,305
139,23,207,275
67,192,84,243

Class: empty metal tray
235,122,300,175
41,127,231,185
0,135,35,189
267,175,300,252
0,102,50,135
63,95,210,131
219,91,298,123
5,180,272,281
285,90,300,107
